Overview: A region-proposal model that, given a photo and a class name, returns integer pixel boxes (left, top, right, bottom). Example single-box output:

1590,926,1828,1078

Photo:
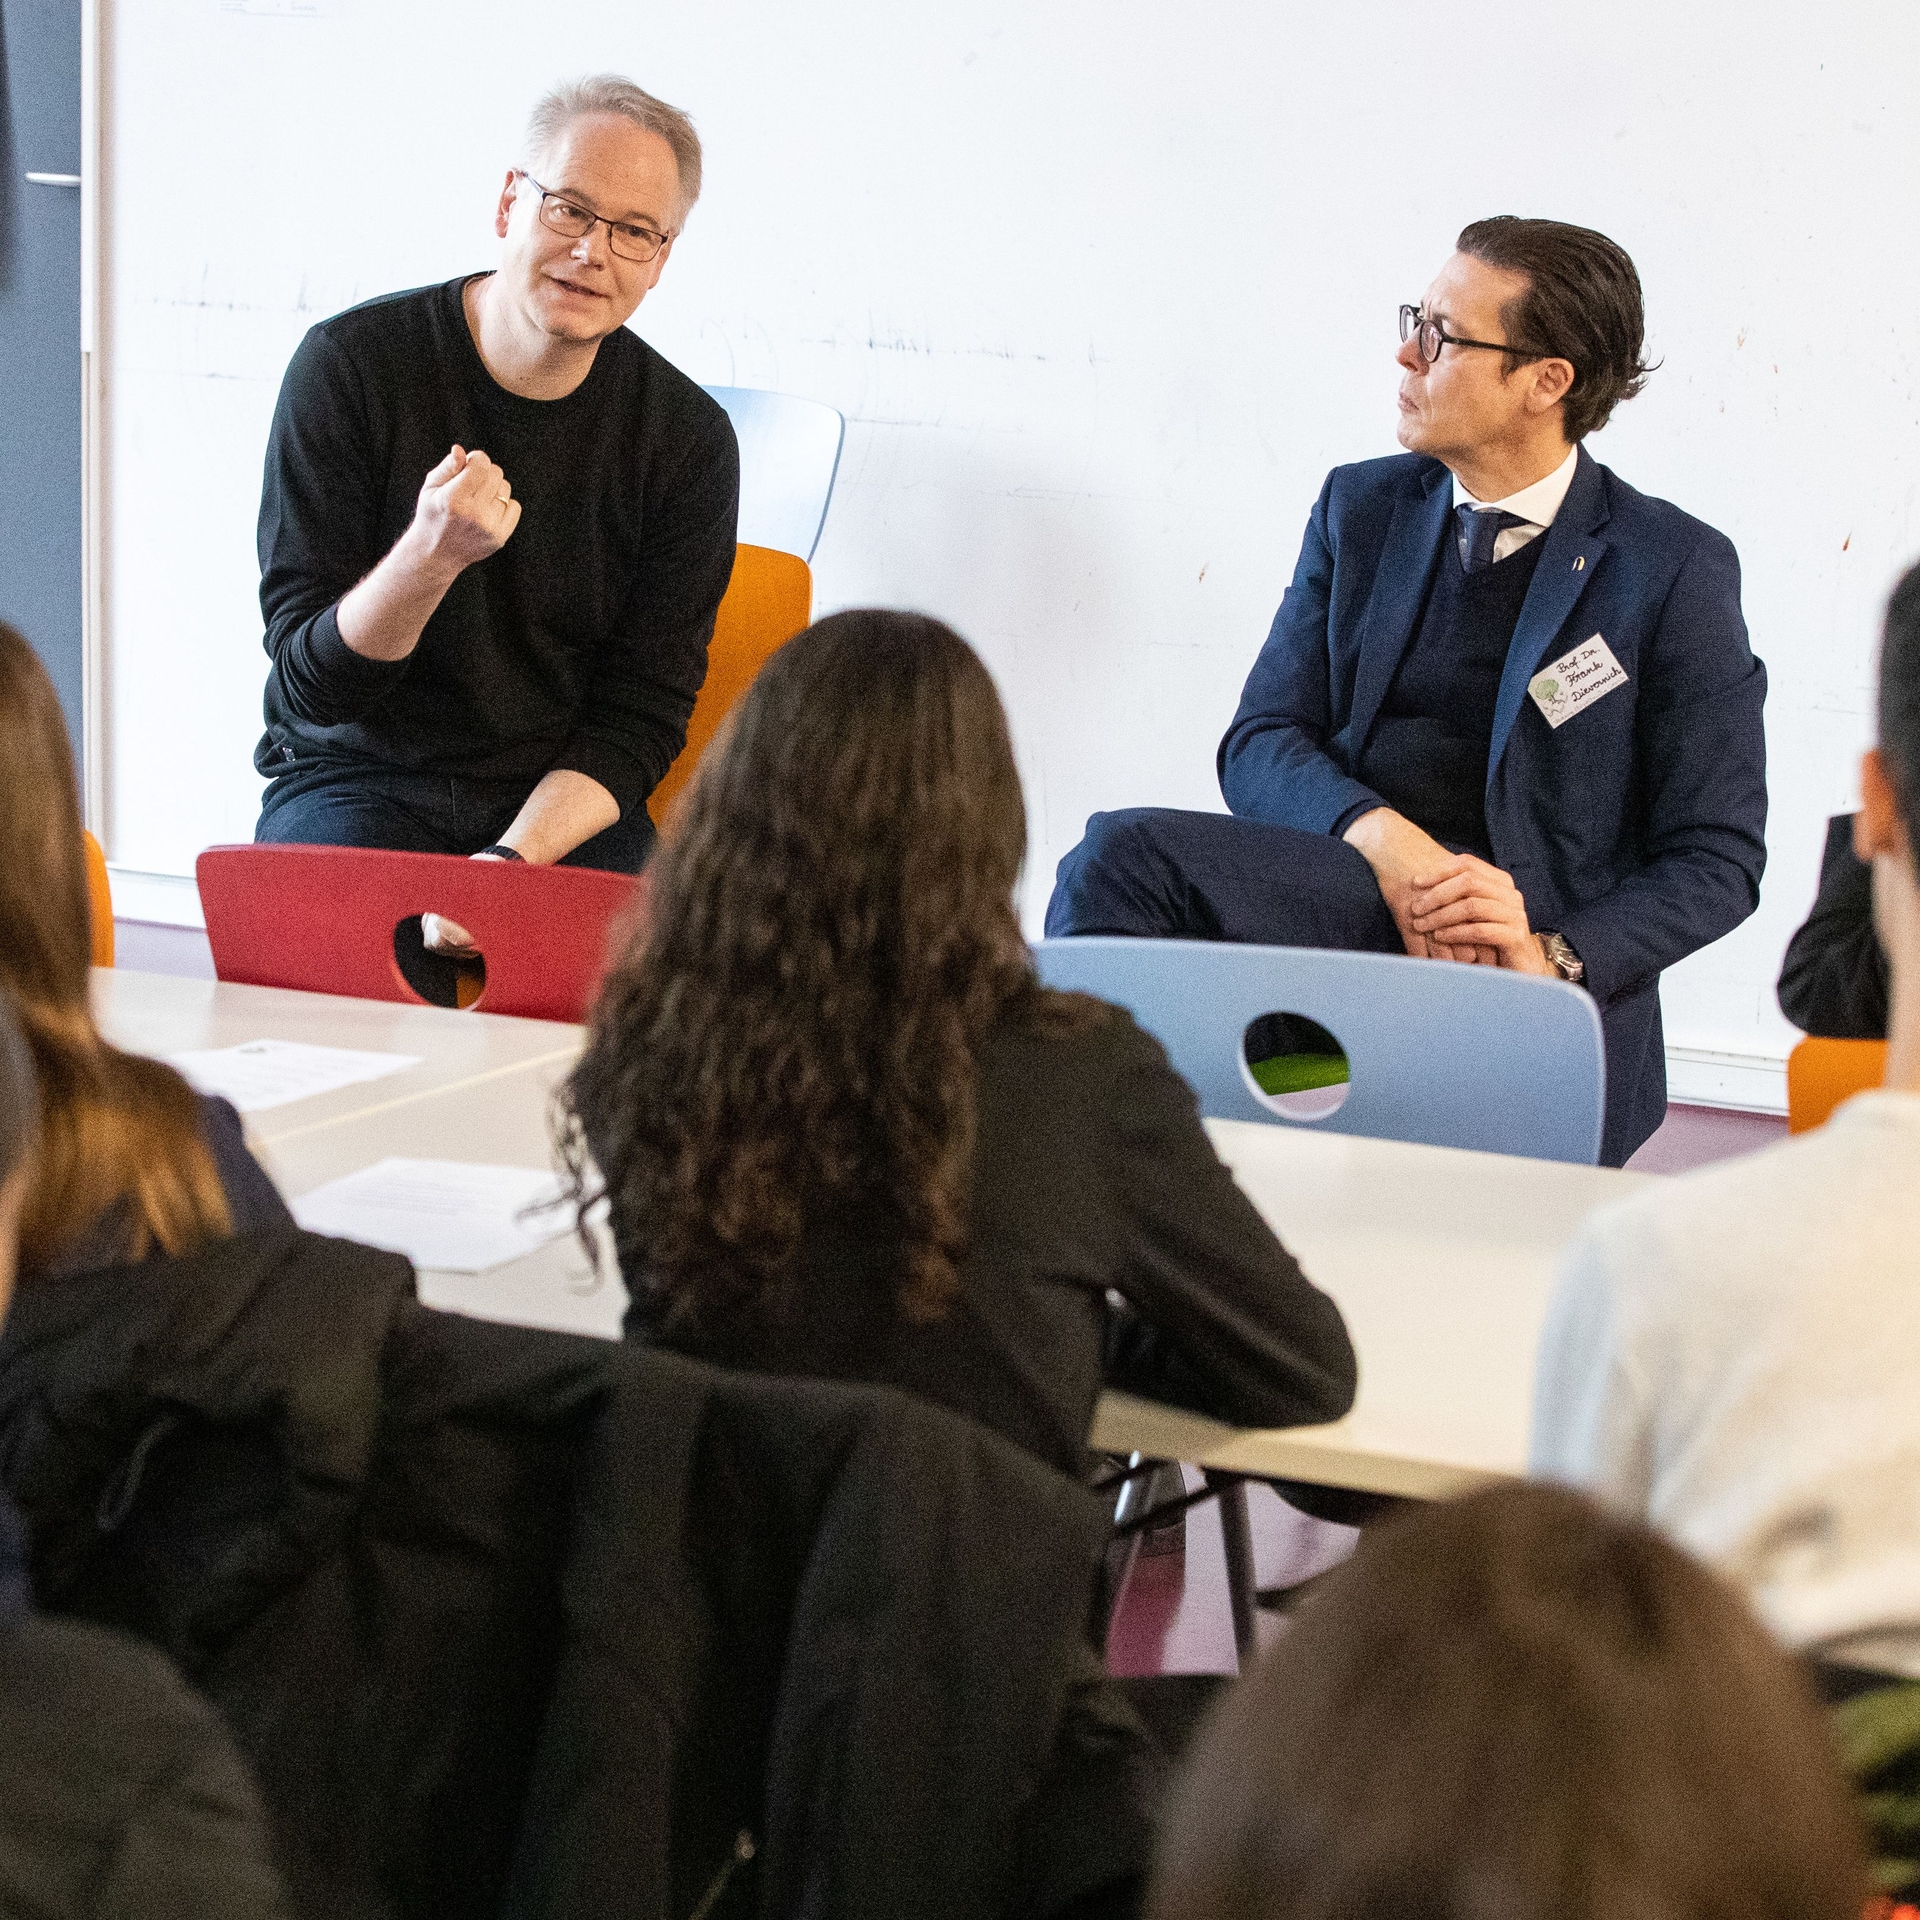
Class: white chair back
702,385,845,561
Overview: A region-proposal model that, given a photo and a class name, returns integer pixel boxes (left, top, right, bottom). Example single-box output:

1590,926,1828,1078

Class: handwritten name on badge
1529,635,1628,730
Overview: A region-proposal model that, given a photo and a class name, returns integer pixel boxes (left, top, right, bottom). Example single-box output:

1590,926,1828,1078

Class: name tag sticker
1529,635,1628,730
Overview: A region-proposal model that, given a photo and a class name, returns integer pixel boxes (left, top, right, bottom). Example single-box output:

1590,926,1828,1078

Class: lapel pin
1573,556,1586,571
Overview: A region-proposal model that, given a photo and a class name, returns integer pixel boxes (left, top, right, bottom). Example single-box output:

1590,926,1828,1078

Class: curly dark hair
1457,216,1655,441
557,607,1074,1330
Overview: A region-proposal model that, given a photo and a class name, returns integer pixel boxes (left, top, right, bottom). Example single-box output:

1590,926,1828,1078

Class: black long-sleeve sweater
255,276,740,817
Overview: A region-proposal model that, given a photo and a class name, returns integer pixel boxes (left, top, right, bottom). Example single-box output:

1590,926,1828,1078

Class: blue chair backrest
1034,938,1606,1165
702,385,845,562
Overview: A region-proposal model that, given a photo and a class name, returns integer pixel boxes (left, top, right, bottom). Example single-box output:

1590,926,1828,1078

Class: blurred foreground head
1148,1481,1865,1920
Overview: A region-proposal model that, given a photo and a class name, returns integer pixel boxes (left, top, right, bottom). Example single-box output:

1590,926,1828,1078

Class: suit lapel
1486,448,1612,777
1346,467,1452,757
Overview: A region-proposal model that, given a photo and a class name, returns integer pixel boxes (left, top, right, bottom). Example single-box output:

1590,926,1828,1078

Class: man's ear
493,169,521,241
1524,357,1577,416
1856,749,1908,863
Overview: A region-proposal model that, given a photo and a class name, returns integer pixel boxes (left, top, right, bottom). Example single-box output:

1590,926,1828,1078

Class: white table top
92,968,580,1146
1093,1121,1649,1498
98,969,1649,1492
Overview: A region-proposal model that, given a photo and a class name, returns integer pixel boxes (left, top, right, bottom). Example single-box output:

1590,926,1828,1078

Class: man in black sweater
254,75,739,876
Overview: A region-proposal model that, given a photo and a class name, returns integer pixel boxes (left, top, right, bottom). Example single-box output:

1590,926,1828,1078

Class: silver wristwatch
1539,931,1585,984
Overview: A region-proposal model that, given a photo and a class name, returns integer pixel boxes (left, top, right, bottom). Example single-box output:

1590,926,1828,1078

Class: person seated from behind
1533,559,1920,1683
1046,218,1768,1167
1778,811,1888,1038
252,74,738,882
557,609,1358,1478
1145,1482,1865,1920
0,622,291,1280
0,990,292,1920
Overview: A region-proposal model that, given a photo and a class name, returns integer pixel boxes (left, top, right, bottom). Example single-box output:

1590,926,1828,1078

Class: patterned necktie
1455,504,1530,574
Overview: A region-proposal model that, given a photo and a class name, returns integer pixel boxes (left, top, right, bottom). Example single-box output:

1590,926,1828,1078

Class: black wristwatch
475,844,524,862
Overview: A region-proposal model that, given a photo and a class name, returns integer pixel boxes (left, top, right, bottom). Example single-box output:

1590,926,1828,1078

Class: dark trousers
256,762,655,875
1044,807,1402,952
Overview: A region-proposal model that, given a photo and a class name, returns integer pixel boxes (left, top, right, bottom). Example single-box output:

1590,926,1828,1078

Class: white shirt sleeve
1529,1216,1656,1512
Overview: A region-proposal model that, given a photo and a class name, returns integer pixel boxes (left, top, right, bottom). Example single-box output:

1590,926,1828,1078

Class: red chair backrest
195,844,640,1024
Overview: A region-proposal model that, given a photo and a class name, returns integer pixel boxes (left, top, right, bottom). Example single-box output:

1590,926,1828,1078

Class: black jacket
0,1492,290,1920
0,1230,1160,1920
629,1007,1358,1476
0,1229,610,1919
1778,813,1889,1040
506,1350,1156,1920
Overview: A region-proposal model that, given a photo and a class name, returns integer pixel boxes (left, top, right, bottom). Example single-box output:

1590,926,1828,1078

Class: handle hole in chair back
196,845,640,1025
391,914,488,1010
1036,938,1606,1164
1242,1010,1351,1121
1786,1035,1888,1134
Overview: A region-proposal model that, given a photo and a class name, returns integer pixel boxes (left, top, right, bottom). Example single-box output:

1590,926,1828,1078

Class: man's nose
1395,336,1424,375
572,225,607,265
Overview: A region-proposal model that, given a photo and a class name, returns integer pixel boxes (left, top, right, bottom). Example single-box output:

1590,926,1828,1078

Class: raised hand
410,445,522,573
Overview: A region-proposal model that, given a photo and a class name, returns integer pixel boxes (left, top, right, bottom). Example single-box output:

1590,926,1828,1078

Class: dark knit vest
1356,533,1548,857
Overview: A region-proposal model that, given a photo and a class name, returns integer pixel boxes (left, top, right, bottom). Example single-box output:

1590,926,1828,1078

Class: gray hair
525,75,703,226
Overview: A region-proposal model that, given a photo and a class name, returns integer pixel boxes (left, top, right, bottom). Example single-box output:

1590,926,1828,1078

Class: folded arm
1217,475,1388,836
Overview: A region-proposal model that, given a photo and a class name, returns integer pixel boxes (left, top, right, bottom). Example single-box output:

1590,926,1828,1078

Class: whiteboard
100,1,1920,1099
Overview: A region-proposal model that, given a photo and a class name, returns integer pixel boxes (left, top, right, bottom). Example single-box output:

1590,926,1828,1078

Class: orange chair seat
1786,1036,1888,1134
83,830,114,968
649,544,811,827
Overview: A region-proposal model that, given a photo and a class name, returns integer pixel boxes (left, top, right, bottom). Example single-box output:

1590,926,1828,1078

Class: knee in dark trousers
1046,809,1211,940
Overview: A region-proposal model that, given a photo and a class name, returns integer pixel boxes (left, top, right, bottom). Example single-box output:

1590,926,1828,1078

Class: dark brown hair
1457,216,1653,441
0,621,232,1271
557,609,1092,1328
1881,561,1920,875
1148,1482,1867,1920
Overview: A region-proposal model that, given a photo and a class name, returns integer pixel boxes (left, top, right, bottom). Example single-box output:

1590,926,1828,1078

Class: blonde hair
0,622,231,1272
525,75,702,224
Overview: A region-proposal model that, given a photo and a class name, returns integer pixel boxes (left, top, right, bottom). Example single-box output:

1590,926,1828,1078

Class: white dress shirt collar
1452,444,1579,527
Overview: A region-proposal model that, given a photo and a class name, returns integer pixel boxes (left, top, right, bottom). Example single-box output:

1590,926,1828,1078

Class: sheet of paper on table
167,1038,422,1113
291,1158,570,1273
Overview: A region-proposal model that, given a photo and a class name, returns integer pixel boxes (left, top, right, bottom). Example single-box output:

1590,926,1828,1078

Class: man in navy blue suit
1046,218,1768,1167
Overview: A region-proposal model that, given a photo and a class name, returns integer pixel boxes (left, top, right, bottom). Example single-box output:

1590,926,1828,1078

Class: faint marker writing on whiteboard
219,0,331,15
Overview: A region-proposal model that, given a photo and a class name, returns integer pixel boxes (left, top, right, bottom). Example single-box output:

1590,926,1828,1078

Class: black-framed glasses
1399,303,1546,368
517,171,673,264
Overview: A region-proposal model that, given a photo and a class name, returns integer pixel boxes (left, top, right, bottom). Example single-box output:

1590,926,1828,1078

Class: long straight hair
0,622,231,1271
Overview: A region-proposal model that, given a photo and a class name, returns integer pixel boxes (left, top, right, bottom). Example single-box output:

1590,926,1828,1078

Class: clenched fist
411,444,522,573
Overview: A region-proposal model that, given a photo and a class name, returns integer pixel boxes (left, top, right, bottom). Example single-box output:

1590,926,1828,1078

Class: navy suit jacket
1217,448,1768,1162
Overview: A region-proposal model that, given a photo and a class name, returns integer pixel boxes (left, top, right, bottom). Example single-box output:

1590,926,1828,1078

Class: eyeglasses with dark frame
1399,304,1549,369
516,170,674,264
